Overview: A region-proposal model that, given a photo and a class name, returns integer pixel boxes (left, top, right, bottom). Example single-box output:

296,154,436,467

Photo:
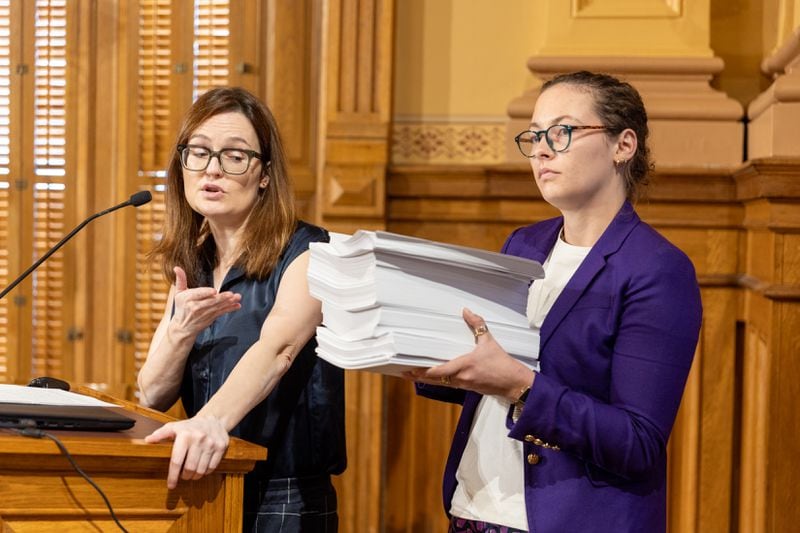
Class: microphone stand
0,191,152,300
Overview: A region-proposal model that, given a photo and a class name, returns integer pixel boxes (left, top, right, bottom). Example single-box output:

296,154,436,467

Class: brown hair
541,71,653,201
149,87,297,287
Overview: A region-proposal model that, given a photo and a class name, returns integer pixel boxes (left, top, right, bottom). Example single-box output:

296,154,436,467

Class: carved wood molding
734,158,800,201
738,275,800,301
389,163,740,202
318,0,393,229
697,273,740,288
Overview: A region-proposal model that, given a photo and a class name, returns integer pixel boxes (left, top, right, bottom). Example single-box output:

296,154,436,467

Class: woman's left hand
409,308,535,401
144,415,230,489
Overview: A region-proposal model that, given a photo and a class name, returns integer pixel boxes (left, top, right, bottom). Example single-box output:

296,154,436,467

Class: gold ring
440,375,451,385
473,324,489,339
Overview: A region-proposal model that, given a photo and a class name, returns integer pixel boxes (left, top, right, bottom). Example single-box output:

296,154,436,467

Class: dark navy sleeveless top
180,221,346,479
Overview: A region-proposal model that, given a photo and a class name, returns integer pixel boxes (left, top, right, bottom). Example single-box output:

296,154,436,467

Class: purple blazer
418,202,702,532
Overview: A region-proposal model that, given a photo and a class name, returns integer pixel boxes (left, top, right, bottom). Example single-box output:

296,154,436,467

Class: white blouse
449,229,590,530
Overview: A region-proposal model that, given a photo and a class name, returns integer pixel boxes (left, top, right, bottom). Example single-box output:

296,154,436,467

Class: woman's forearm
196,336,300,432
138,321,196,411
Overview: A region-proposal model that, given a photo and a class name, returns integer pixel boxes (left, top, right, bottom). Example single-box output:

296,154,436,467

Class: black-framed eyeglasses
177,144,263,175
514,124,607,157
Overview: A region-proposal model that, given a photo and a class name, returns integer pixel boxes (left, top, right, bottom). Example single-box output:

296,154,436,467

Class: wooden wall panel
734,159,800,533
337,371,384,533
738,315,771,533
667,338,701,532
693,289,738,533
262,0,317,218
384,377,459,533
667,287,740,532
771,297,800,530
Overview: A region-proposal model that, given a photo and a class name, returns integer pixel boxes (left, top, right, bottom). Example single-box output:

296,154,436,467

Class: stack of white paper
308,231,545,376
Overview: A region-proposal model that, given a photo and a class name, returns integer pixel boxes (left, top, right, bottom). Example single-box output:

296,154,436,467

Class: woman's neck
560,199,625,247
207,221,245,269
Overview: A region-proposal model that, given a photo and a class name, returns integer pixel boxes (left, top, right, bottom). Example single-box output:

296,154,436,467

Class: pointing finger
167,438,188,489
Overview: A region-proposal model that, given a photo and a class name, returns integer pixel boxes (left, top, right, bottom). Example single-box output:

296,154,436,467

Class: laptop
0,402,136,431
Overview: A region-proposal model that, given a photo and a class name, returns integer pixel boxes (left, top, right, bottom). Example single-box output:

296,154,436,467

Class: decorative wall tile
391,121,506,165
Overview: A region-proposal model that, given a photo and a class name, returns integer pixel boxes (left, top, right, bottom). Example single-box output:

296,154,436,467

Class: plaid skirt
243,475,338,533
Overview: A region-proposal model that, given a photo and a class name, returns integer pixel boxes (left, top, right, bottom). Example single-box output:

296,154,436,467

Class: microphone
0,190,153,300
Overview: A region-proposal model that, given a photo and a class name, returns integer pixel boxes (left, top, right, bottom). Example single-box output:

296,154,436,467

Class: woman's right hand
169,266,242,338
144,414,230,489
409,308,535,402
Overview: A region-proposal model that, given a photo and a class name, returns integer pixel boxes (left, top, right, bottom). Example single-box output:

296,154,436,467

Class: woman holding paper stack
411,71,702,533
137,87,345,532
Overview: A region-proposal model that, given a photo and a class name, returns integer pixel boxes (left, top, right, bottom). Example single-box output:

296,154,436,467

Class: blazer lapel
539,202,640,350
505,217,561,265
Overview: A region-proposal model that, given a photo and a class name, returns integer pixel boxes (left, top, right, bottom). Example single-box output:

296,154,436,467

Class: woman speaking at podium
137,87,345,532
411,72,702,532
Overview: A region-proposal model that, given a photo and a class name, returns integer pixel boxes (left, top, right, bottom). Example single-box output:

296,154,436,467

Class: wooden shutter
30,0,70,378
139,0,173,173
0,0,73,384
134,0,173,380
0,1,12,380
133,0,231,385
194,0,230,98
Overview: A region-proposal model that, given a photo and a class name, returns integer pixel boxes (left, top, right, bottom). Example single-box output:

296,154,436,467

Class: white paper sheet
0,384,117,407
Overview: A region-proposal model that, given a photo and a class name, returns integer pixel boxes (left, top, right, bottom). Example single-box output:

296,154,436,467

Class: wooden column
733,159,800,533
315,2,394,532
737,20,800,532
316,0,393,233
69,0,139,394
260,0,318,219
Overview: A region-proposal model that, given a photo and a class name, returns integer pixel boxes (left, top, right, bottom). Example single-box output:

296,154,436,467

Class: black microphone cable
13,423,129,532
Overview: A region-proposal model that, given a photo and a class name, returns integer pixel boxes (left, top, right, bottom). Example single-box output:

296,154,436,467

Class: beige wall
392,0,781,166
394,0,781,121
394,0,541,119
393,1,545,165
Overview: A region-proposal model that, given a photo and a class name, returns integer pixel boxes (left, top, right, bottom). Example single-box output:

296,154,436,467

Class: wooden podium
0,387,266,532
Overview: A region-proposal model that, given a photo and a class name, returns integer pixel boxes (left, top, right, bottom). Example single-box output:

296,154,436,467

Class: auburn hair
149,87,297,287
